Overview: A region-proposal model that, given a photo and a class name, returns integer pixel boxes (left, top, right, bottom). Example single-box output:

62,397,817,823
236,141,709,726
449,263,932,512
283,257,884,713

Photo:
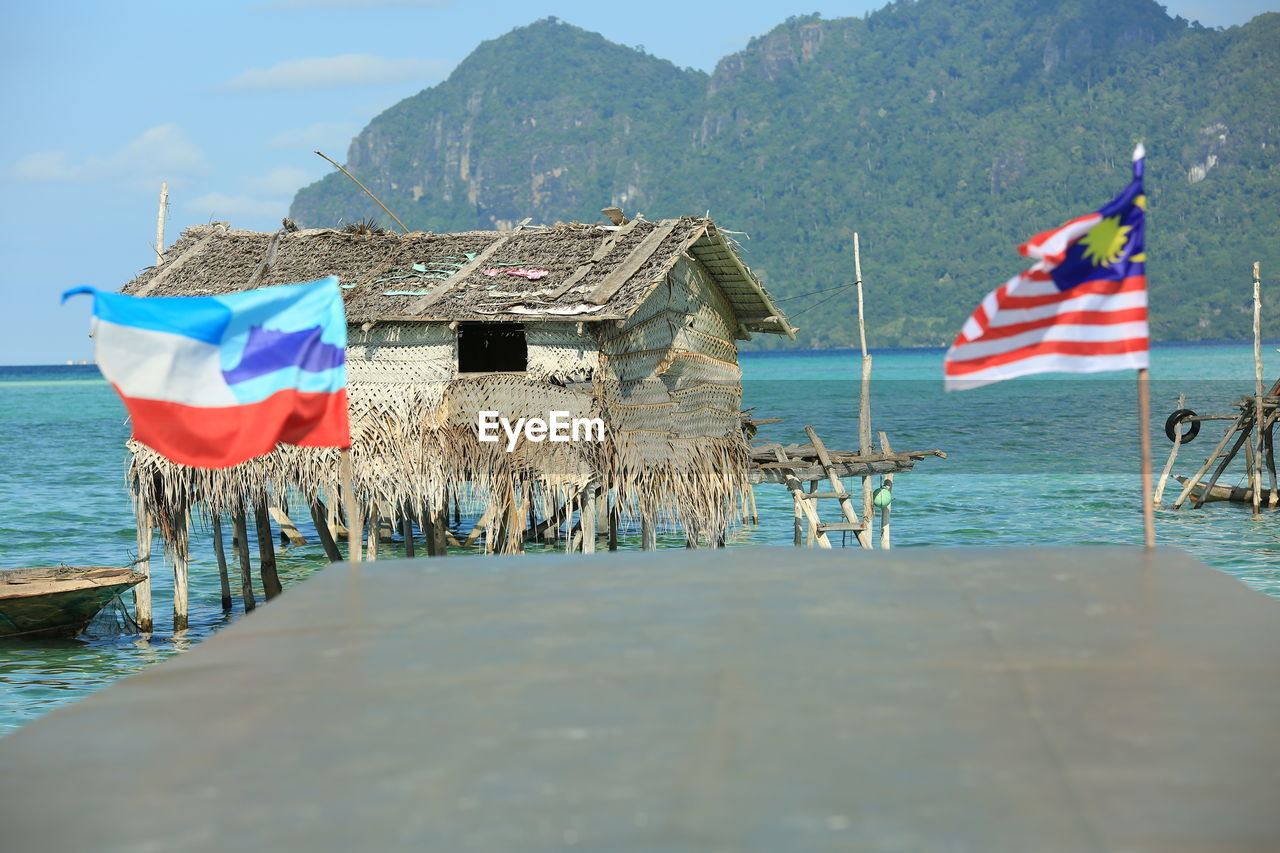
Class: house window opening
458,322,527,373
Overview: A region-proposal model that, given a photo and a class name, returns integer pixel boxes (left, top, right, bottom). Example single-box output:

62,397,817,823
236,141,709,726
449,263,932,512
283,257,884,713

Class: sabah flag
63,277,350,468
944,144,1148,390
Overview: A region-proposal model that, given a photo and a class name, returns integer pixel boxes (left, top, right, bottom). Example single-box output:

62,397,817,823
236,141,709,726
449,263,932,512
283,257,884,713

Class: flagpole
340,447,362,567
1137,368,1155,549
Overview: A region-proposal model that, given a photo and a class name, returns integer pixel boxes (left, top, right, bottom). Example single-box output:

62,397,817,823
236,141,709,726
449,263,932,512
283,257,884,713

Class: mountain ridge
291,2,1279,349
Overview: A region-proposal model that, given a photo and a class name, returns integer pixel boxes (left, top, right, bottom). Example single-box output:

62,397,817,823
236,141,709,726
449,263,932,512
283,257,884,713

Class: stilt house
120,216,793,563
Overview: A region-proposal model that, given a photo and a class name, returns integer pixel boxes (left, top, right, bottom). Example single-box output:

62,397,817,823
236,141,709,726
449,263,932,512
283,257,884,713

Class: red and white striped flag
945,145,1148,390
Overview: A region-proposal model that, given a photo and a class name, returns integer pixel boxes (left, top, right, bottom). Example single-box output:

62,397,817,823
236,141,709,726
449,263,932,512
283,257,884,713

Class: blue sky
3,0,1274,364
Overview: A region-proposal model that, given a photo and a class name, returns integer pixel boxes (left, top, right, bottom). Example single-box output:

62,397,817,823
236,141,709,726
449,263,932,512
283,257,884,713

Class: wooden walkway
2,547,1278,851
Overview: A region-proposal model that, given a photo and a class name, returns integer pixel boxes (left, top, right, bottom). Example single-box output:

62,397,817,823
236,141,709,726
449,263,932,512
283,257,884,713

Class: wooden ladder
802,426,871,549
1172,377,1280,509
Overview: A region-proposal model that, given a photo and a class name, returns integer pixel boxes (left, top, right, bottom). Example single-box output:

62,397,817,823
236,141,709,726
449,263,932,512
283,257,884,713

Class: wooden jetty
2,546,1277,851
1162,379,1280,511
1160,261,1276,515
0,566,144,639
748,427,945,549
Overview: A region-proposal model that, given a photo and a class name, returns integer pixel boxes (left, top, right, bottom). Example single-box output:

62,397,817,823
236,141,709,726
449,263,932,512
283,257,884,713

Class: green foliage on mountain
291,1,1280,349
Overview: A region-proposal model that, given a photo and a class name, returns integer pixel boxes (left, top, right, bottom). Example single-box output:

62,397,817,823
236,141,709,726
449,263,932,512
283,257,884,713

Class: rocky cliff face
294,18,706,232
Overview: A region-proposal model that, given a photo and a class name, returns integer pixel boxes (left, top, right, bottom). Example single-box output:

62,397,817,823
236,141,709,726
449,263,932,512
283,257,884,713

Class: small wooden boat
1173,475,1276,505
0,566,145,640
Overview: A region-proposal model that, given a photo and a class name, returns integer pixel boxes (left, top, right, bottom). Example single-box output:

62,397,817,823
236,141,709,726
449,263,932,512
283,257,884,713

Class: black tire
1165,409,1200,444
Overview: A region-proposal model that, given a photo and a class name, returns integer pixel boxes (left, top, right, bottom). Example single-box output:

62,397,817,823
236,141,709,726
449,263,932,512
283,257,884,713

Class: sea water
2,345,1278,733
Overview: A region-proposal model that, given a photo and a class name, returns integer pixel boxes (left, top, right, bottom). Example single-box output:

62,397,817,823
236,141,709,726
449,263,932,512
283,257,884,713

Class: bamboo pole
1138,368,1156,549
878,431,894,549
853,233,875,542
154,181,168,266
315,151,409,233
1253,261,1264,517
254,497,282,599
211,514,232,610
133,502,153,632
1153,393,1186,506
232,508,255,612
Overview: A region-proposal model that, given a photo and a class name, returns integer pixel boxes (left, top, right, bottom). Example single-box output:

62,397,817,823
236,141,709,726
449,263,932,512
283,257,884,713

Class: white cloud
268,121,360,150
250,167,314,195
10,151,75,182
224,54,449,91
8,124,206,189
186,192,286,220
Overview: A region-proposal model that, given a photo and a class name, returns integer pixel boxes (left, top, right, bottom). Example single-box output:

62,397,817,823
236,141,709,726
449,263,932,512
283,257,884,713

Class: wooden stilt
431,509,448,556
211,514,232,611
806,480,819,547
133,502,154,632
1153,393,1187,506
254,498,283,600
172,537,190,632
340,448,361,568
464,504,494,549
1267,420,1279,508
327,500,348,537
511,483,528,555
1137,368,1156,549
309,500,344,563
792,489,803,546
581,486,597,554
268,505,307,546
232,509,255,612
608,502,619,551
402,514,415,558
366,503,380,561
640,515,657,551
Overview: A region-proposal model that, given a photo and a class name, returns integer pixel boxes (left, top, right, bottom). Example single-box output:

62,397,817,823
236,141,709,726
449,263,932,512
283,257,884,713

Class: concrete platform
2,546,1278,852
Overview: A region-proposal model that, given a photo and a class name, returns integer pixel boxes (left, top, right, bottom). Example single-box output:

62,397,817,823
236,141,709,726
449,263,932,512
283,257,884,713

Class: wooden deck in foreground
1,547,1278,851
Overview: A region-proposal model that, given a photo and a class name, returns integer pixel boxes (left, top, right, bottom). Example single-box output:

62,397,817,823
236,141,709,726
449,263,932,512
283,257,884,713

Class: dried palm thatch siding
120,217,791,603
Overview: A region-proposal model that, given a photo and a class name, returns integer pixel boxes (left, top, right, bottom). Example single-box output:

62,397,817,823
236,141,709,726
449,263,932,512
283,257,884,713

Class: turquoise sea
3,343,1279,734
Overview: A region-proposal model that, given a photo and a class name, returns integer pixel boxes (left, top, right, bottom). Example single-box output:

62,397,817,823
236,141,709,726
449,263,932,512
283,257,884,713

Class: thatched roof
121,217,793,337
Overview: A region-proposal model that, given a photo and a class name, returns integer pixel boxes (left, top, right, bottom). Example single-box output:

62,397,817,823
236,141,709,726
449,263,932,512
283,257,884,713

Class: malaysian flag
944,144,1148,390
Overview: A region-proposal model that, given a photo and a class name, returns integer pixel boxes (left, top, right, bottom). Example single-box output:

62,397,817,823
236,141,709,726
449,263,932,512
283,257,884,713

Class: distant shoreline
5,338,1280,369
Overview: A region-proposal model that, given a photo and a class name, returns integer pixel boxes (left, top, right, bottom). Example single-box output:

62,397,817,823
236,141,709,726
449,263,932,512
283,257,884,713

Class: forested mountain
290,0,1279,348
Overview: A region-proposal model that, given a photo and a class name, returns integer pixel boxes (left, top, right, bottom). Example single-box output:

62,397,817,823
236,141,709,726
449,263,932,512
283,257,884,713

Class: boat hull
0,567,145,640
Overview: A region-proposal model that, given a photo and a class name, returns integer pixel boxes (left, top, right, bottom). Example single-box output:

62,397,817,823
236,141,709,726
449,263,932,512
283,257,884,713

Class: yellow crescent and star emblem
1078,195,1145,267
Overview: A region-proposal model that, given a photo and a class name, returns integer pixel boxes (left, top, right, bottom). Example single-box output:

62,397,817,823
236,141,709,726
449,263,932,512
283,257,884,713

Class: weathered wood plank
406,232,518,313
584,220,679,306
